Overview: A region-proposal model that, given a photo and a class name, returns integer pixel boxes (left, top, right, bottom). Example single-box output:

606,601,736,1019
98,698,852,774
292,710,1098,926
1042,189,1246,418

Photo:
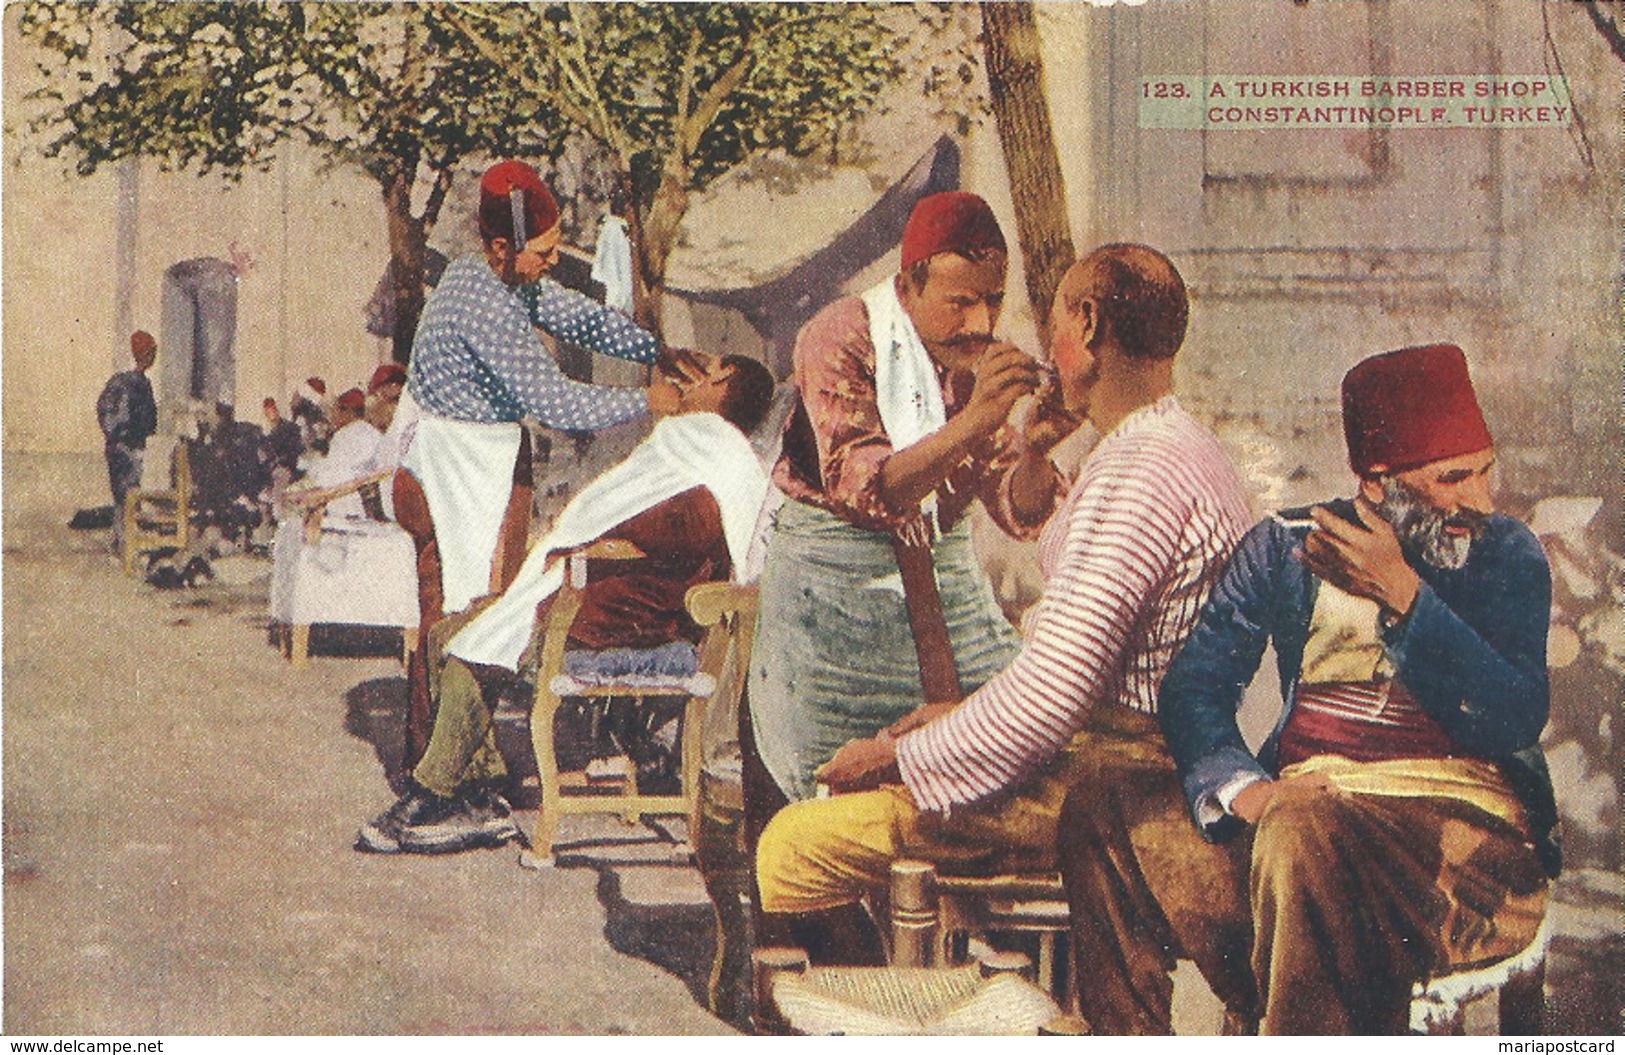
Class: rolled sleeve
982,423,1065,541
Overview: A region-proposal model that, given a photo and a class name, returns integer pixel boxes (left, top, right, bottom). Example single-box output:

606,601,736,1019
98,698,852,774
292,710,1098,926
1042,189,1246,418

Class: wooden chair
268,469,418,667
684,583,760,1024
888,859,1074,1008
122,442,192,575
519,547,753,867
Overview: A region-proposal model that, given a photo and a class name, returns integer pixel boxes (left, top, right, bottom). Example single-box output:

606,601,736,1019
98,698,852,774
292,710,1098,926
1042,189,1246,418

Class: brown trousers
1057,711,1548,1035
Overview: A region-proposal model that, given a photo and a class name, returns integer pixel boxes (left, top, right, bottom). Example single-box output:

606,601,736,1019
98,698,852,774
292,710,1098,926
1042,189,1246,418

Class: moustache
945,333,994,349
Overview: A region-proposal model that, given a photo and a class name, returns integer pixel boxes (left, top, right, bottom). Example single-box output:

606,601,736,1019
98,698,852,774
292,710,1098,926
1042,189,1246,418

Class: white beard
1376,477,1482,570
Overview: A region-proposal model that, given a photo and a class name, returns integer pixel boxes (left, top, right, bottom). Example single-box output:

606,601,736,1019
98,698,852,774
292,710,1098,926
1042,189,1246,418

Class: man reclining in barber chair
356,354,775,855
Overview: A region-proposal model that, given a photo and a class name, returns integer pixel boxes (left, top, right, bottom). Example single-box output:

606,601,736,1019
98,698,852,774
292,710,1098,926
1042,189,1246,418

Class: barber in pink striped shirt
754,244,1254,963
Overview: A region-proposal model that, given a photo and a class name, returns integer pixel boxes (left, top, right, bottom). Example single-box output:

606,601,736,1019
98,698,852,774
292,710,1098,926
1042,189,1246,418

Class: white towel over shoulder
862,277,944,532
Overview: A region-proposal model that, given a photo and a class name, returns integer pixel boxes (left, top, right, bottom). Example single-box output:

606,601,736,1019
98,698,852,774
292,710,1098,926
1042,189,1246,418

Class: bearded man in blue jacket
1058,343,1557,1035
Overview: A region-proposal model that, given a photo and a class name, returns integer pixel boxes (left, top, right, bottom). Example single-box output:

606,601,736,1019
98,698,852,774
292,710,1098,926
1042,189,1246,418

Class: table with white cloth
268,515,420,666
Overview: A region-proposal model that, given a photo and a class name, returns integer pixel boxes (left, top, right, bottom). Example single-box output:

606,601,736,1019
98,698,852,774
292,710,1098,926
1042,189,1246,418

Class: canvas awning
665,136,960,374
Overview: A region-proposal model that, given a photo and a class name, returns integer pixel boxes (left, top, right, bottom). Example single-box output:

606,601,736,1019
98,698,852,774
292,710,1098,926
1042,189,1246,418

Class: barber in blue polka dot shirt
400,159,686,620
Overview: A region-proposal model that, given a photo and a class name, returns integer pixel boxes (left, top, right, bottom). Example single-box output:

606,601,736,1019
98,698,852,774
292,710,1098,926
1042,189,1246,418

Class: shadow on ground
343,676,410,787
589,857,718,1015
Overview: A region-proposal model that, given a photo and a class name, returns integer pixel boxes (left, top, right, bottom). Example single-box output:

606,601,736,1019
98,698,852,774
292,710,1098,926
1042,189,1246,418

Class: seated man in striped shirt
754,244,1254,963
1062,344,1557,1034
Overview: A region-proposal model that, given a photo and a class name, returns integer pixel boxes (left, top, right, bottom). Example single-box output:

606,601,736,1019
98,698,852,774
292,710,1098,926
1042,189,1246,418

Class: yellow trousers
756,707,1160,914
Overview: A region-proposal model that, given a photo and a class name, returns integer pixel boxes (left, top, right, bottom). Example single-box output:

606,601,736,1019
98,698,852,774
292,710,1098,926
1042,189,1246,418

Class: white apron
401,410,523,616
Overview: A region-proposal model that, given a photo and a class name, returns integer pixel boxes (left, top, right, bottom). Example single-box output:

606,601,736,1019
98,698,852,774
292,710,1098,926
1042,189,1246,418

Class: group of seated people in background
169,363,410,547
262,157,1553,1035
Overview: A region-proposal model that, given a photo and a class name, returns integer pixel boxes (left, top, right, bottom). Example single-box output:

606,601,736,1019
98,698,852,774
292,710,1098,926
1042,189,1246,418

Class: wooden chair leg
751,947,810,1034
527,684,567,865
619,708,643,825
694,775,752,1025
680,692,707,832
1499,961,1546,1035
890,859,939,967
290,624,310,668
1036,932,1057,998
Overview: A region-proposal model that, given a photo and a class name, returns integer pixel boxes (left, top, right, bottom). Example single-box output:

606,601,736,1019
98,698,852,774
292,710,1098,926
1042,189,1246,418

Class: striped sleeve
895,443,1196,812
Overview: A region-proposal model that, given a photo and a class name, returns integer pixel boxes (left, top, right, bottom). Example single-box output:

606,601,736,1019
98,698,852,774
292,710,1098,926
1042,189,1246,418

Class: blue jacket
1158,498,1560,876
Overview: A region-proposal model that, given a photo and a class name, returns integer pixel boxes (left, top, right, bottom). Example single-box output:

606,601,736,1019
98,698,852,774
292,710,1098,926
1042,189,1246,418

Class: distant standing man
259,398,304,477
97,329,159,549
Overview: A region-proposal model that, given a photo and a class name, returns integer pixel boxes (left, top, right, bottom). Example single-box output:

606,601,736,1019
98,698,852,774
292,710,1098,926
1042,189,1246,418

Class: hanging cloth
592,214,636,315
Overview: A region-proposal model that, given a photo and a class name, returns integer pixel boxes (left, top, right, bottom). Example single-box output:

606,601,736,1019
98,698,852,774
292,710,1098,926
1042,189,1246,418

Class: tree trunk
631,157,692,339
383,169,428,365
981,1,1075,338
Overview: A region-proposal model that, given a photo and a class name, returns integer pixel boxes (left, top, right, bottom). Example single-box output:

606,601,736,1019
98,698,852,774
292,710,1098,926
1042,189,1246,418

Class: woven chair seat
771,964,1062,1036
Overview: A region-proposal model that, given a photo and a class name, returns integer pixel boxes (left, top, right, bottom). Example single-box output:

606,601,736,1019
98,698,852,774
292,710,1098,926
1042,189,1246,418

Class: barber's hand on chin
647,378,682,418
967,342,1041,427
814,735,900,794
656,344,710,386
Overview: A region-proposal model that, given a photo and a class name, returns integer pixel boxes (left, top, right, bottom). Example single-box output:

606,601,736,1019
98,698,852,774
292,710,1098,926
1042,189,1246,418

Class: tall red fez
1341,343,1493,476
368,362,407,393
479,160,560,245
336,388,366,414
263,397,278,411
900,191,1007,271
131,330,157,357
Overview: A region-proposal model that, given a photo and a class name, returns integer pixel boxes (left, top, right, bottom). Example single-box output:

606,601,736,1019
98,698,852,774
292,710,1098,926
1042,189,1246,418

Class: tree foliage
440,2,971,328
17,1,564,359
18,2,977,343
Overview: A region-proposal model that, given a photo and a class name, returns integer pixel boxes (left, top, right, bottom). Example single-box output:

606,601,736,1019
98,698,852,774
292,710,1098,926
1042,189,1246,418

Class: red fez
263,397,278,411
479,160,560,245
336,388,366,414
131,330,157,357
305,376,327,395
368,362,407,393
1341,344,1493,476
900,191,1007,271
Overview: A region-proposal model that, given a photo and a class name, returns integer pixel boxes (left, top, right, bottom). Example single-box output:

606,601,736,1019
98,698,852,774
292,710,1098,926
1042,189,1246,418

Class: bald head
1058,244,1189,361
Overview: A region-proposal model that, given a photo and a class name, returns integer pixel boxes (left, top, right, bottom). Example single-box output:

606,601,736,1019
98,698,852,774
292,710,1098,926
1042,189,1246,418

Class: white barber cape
375,387,421,522
446,412,770,671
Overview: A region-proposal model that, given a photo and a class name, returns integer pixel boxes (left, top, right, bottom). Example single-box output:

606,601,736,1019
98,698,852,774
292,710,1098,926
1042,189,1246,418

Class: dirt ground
3,451,1620,1036
2,452,733,1036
